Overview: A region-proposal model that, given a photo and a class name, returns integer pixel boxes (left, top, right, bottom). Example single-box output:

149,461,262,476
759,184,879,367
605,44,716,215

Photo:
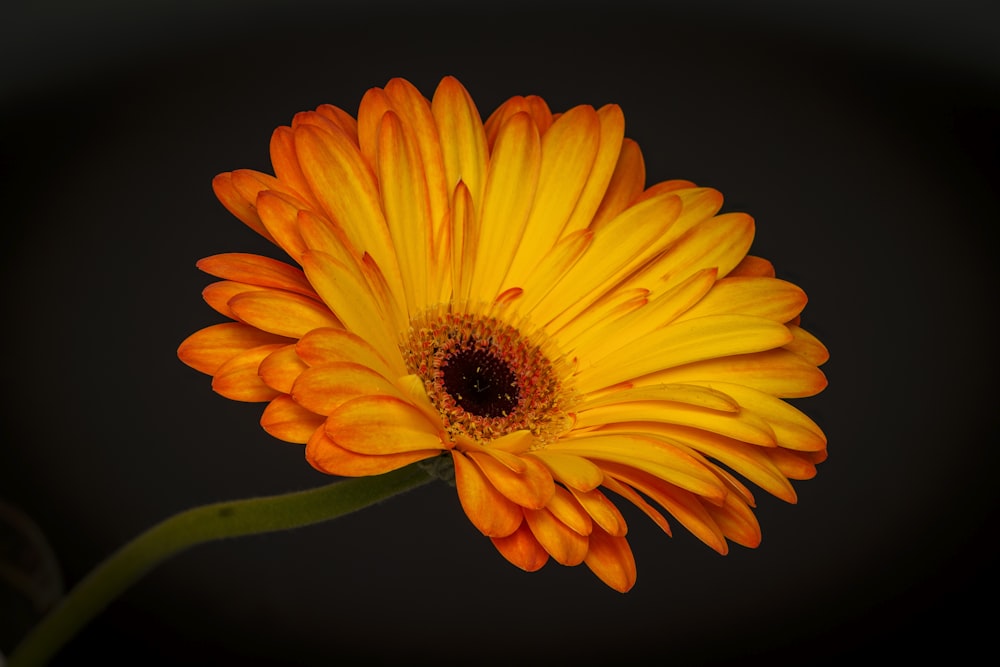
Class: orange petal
255,190,310,259
565,487,628,537
583,527,637,593
523,506,589,566
258,344,307,393
296,327,402,379
728,254,775,278
211,172,273,242
490,519,549,572
178,323,293,375
228,289,341,339
197,253,315,295
202,281,263,319
464,450,555,509
545,485,593,536
211,344,284,402
292,362,404,416
452,451,523,537
260,395,324,443
268,125,316,208
306,428,438,477
325,395,444,455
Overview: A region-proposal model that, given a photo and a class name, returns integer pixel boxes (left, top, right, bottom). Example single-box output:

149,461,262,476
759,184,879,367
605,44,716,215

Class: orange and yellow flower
178,76,828,592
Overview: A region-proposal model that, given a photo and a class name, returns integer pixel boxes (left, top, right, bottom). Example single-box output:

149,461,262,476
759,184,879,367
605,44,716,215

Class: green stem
7,464,434,667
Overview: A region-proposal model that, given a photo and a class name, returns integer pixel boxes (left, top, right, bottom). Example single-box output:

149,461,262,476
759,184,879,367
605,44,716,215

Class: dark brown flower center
440,348,519,418
402,309,571,443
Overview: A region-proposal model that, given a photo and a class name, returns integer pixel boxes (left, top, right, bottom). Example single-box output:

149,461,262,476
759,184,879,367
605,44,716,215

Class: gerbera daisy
178,76,828,592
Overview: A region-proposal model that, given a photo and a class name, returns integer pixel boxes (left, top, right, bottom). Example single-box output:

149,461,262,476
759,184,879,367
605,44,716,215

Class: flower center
402,309,571,444
440,347,518,418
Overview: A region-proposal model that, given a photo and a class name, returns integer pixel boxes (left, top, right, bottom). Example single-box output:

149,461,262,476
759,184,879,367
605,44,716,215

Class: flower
178,76,829,592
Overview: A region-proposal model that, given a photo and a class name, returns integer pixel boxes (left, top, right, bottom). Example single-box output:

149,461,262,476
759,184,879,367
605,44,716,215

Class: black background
2,1,998,664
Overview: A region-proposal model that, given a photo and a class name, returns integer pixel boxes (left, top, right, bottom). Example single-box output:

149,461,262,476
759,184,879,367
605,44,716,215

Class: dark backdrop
2,1,998,664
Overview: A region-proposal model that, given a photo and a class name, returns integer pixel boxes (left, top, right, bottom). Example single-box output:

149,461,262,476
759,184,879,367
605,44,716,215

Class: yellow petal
552,433,731,501
453,451,523,537
561,104,626,236
292,362,404,416
674,276,807,324
529,451,605,492
260,395,324,443
784,324,830,366
643,348,828,398
599,461,728,554
591,137,645,229
178,323,293,375
469,111,541,302
307,428,438,477
576,383,740,413
562,268,716,359
583,527,636,593
383,78,450,240
706,492,761,548
490,520,549,572
534,193,681,327
575,315,794,394
294,123,405,304
618,422,797,503
211,344,284,402
687,381,826,452
502,105,601,288
645,212,755,293
573,401,776,448
228,289,341,339
325,395,444,455
600,475,672,535
376,110,433,313
299,250,399,362
449,181,478,304
432,76,489,210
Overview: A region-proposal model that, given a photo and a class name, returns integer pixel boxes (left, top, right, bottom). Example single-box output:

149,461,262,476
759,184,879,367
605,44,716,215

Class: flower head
178,76,828,592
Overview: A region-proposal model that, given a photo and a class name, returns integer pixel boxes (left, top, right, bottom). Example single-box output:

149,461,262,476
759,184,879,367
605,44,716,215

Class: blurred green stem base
7,464,434,666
